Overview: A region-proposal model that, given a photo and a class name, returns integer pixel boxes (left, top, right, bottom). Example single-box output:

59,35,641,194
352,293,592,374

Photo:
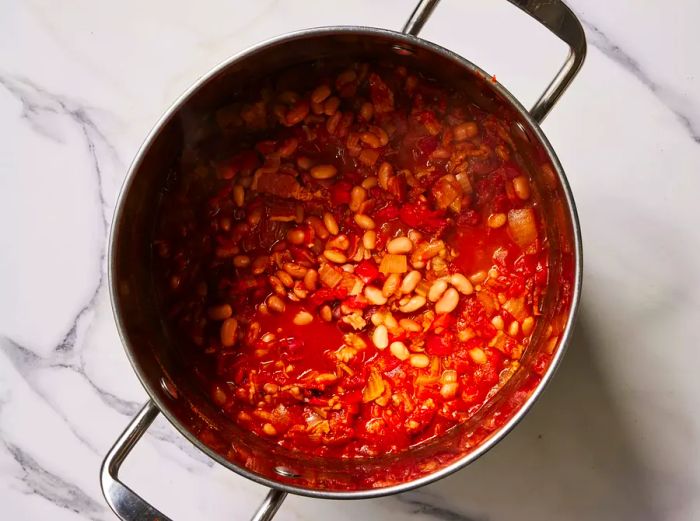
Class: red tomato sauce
154,62,552,459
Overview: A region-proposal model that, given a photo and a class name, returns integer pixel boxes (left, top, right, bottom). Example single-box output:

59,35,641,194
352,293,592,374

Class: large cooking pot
101,1,585,519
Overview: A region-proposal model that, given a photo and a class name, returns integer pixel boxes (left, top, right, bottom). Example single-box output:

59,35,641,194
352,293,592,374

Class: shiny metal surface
507,0,587,121
100,401,166,520
402,0,440,35
100,400,289,521
102,0,585,519
251,490,288,521
404,0,587,122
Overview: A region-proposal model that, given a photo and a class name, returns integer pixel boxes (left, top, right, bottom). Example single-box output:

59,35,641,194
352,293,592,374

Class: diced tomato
374,203,400,222
399,202,448,234
330,180,352,205
414,135,438,159
425,333,454,356
354,259,381,284
310,287,348,305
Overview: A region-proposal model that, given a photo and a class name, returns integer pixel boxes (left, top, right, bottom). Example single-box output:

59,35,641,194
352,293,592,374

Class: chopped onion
507,208,538,251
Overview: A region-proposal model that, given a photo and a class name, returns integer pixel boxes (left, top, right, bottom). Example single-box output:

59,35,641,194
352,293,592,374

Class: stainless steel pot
101,1,585,519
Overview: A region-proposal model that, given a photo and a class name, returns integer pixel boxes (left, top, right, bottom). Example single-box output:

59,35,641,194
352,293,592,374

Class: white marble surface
1,0,699,519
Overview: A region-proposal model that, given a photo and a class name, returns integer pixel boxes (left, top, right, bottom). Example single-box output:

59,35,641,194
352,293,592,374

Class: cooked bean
349,186,367,212
246,321,261,345
370,126,389,146
323,212,339,235
441,370,457,383
286,100,309,126
407,229,423,244
362,230,376,250
233,255,251,268
364,285,388,305
390,341,410,361
276,270,294,288
428,279,448,302
378,161,393,189
399,295,426,313
449,273,474,295
310,164,338,180
361,176,378,189
311,84,331,104
382,273,401,298
409,353,430,368
323,96,340,116
262,423,277,436
513,176,531,200
354,213,375,230
263,383,279,394
469,348,487,364
292,284,308,300
453,121,478,141
400,270,422,294
220,318,238,347
293,310,314,325
287,228,306,245
283,262,308,279
372,325,389,349
306,216,329,239
387,237,413,254
268,275,286,296
233,185,245,207
487,213,507,228
208,304,232,321
267,295,286,313
383,313,398,330
326,234,349,250
278,137,298,158
440,382,459,399
360,132,381,148
508,320,520,337
435,288,459,314
470,270,487,284
399,318,421,332
521,316,535,335
212,384,227,405
303,269,318,291
320,304,333,322
491,315,504,330
326,110,342,134
251,255,270,275
323,250,347,263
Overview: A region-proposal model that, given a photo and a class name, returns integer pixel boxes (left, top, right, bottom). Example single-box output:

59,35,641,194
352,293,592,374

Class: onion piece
507,208,538,251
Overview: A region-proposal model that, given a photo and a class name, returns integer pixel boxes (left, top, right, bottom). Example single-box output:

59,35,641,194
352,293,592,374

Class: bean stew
153,61,558,460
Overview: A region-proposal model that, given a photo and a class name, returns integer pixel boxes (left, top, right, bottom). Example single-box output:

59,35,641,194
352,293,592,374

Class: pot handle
402,0,587,122
100,400,287,521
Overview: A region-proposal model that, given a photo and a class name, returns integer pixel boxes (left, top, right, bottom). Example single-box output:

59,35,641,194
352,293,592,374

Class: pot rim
108,24,582,500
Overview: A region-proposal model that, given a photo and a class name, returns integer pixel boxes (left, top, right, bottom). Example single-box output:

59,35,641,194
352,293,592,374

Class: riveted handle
402,0,587,122
100,401,287,521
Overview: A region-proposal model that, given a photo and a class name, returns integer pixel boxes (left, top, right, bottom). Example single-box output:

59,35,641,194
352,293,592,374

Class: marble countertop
2,1,699,520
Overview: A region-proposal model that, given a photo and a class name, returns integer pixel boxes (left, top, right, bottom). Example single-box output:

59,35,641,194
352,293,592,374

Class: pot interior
110,28,578,496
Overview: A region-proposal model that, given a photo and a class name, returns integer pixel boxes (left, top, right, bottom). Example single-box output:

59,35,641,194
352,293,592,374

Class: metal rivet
391,44,415,56
274,466,300,478
160,377,178,399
